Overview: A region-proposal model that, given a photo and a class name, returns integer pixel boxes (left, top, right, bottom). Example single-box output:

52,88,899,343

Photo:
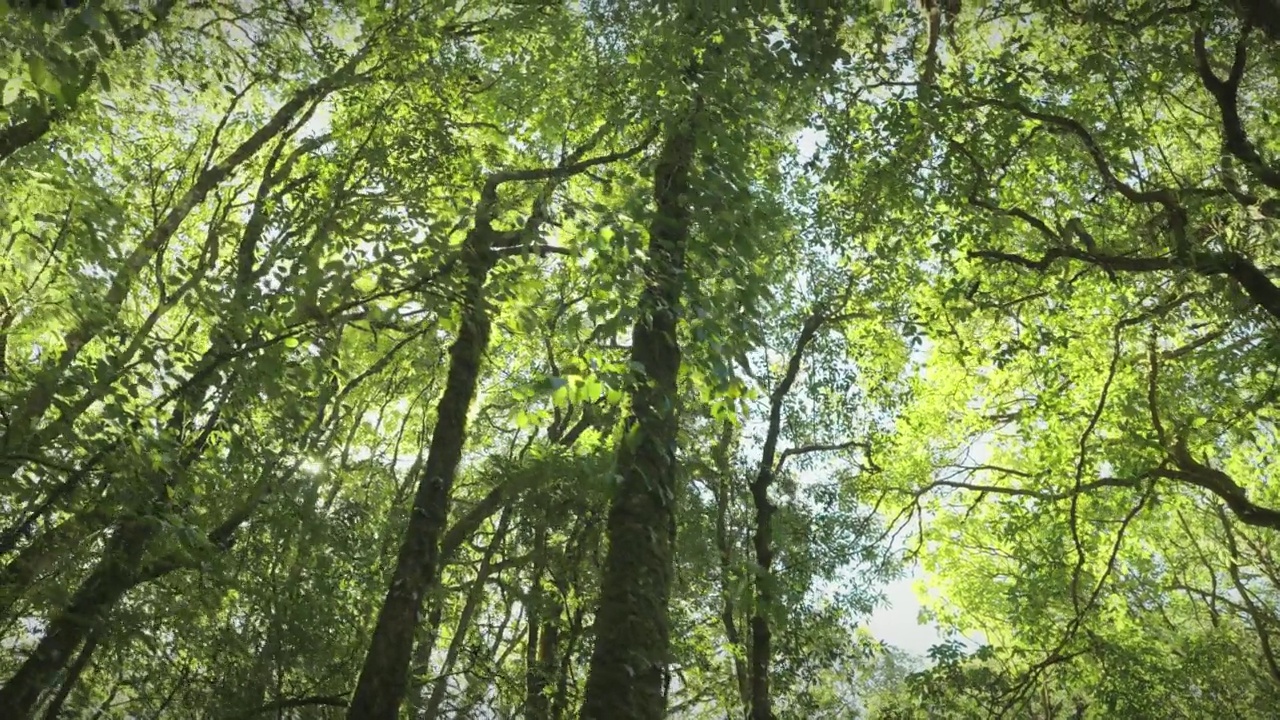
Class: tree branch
776,439,874,472
1193,28,1280,190
1153,438,1280,531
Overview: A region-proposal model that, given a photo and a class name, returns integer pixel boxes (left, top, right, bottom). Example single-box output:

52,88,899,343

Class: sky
866,572,940,655
794,125,949,658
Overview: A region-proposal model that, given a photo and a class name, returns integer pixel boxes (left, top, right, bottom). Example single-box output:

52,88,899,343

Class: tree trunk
343,119,650,720
422,509,509,719
527,614,561,720
578,114,695,720
345,233,497,720
0,518,153,717
748,311,823,720
525,523,560,720
406,595,444,718
711,423,750,713
37,630,98,720
0,509,107,616
747,485,776,720
551,605,587,720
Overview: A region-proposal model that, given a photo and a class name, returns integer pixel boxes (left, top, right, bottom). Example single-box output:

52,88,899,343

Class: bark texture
345,235,497,720
345,125,652,720
579,116,695,720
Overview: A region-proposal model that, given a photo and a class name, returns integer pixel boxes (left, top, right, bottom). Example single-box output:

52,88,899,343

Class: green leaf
27,57,58,96
3,78,23,106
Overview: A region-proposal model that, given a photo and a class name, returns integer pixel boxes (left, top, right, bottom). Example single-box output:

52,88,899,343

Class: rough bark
579,116,695,720
345,235,497,720
346,126,653,720
0,382,222,715
0,123,332,710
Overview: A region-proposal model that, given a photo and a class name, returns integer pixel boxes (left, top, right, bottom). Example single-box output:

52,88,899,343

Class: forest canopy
2,0,1279,718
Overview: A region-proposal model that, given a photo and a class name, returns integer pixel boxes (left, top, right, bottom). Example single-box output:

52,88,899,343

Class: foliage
3,0,1280,719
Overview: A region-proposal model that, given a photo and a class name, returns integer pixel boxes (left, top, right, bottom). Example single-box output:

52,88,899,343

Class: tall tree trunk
551,605,587,720
0,402,317,719
579,114,696,720
0,381,224,715
0,517,153,717
711,423,750,713
345,233,497,720
0,396,220,717
525,522,563,720
38,631,99,720
0,508,106,616
407,595,445,718
527,612,561,720
344,122,650,720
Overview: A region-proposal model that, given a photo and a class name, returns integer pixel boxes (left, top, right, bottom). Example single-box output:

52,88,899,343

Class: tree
9,1,1279,719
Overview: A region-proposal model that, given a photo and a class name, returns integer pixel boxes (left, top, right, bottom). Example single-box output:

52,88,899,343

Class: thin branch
776,439,872,472
915,476,1141,502
1070,327,1123,613
228,694,349,719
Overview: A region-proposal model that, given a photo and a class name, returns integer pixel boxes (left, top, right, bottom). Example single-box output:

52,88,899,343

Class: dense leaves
2,1,1280,719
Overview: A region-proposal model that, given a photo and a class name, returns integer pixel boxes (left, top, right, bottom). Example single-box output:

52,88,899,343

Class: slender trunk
747,482,776,720
528,615,561,720
407,598,445,718
345,233,497,720
711,424,749,712
0,394,291,717
551,605,586,720
88,682,119,720
0,385,228,705
423,510,510,719
747,312,823,720
455,596,522,718
38,630,98,720
579,114,695,720
525,524,555,720
358,108,649,720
